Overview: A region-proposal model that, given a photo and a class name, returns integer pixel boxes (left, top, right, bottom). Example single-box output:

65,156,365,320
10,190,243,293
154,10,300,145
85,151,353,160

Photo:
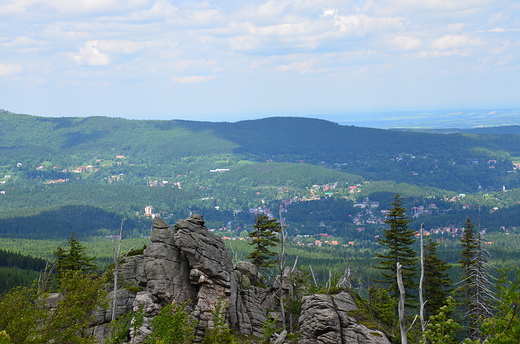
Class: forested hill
2,112,520,191
181,116,520,161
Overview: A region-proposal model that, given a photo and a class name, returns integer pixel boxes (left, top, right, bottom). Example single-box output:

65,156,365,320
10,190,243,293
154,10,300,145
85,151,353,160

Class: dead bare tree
397,262,408,344
38,258,56,293
278,205,287,328
336,267,352,289
112,216,125,322
466,230,496,340
309,265,318,289
419,223,425,333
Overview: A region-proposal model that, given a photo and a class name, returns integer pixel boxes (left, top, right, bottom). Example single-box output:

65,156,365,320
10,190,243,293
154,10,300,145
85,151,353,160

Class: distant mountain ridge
333,109,520,129
396,125,520,135
2,112,520,193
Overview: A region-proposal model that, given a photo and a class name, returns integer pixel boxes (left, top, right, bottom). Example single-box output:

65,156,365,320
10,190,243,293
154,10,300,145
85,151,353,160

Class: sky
0,0,519,123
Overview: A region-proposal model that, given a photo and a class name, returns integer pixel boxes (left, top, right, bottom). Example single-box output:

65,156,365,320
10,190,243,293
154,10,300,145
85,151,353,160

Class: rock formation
298,292,390,344
92,215,390,344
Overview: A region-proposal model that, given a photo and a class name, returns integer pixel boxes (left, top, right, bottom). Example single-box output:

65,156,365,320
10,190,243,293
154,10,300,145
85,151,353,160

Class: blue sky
0,0,519,123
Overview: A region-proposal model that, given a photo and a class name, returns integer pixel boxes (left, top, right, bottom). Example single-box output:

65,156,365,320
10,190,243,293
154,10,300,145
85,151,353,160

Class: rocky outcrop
298,292,390,344
105,215,269,342
93,215,390,344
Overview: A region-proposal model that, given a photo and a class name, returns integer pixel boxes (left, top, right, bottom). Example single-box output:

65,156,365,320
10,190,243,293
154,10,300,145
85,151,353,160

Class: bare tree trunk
397,262,407,344
419,223,425,333
112,216,125,322
278,206,286,328
309,265,318,289
38,259,55,293
291,256,298,272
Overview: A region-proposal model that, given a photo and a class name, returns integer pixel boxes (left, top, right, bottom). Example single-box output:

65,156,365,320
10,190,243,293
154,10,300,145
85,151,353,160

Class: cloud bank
0,0,518,120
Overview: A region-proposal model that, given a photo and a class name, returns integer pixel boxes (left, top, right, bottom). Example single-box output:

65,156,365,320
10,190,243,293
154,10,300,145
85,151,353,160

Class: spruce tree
467,231,495,340
459,218,477,284
458,218,478,338
54,233,98,279
375,194,418,303
458,217,495,341
247,215,281,269
423,236,452,318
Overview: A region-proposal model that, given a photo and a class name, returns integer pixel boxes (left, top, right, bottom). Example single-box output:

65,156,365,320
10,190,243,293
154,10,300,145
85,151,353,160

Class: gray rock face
234,261,270,337
298,292,390,344
116,215,259,342
91,215,390,344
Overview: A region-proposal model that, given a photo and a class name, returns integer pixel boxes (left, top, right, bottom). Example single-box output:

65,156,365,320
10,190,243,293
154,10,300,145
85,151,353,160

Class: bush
201,300,238,344
147,301,197,344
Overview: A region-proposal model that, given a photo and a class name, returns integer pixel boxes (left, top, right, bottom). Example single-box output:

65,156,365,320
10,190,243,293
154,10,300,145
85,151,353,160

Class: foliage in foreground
146,302,198,344
201,300,238,344
0,271,107,344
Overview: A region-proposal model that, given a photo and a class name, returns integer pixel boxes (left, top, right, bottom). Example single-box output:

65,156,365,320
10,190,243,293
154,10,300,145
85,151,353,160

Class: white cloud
95,40,146,54
228,35,262,52
431,34,486,49
327,13,405,38
389,36,423,51
71,39,148,66
1,36,39,48
0,0,519,117
41,23,91,39
171,75,216,84
277,58,328,74
253,22,311,37
367,0,493,16
72,40,111,66
0,0,156,16
125,0,178,21
0,63,22,77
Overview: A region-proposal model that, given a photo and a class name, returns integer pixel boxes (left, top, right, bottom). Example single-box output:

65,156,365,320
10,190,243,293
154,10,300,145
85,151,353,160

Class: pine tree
459,218,477,284
458,218,478,338
467,231,495,340
247,215,281,269
375,194,418,304
54,233,98,280
481,268,520,342
423,236,452,319
458,217,495,341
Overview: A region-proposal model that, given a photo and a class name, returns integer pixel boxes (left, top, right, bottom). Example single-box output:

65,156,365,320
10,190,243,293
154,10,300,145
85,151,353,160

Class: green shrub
262,317,279,344
105,311,135,344
201,300,238,344
147,301,197,344
122,285,143,293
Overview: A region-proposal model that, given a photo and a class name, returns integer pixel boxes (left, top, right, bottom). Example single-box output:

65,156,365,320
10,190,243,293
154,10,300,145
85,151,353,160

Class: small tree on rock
247,215,281,270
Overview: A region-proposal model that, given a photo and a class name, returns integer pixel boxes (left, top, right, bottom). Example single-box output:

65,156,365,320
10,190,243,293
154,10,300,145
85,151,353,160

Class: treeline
0,249,46,270
0,205,144,239
0,249,46,294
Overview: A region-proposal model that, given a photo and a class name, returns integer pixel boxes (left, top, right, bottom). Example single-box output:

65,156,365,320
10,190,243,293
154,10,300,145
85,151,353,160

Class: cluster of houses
292,233,343,247
0,175,10,194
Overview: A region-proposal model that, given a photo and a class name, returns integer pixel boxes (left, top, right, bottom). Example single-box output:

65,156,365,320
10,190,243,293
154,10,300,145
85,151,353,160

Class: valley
2,111,520,291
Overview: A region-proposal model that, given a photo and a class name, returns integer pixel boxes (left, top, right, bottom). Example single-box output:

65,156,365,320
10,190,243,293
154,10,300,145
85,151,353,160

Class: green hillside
3,113,520,192
214,162,364,188
1,112,520,241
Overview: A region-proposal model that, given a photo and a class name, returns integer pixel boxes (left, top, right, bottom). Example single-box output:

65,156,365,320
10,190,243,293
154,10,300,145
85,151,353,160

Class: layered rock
298,292,390,344
107,215,266,341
